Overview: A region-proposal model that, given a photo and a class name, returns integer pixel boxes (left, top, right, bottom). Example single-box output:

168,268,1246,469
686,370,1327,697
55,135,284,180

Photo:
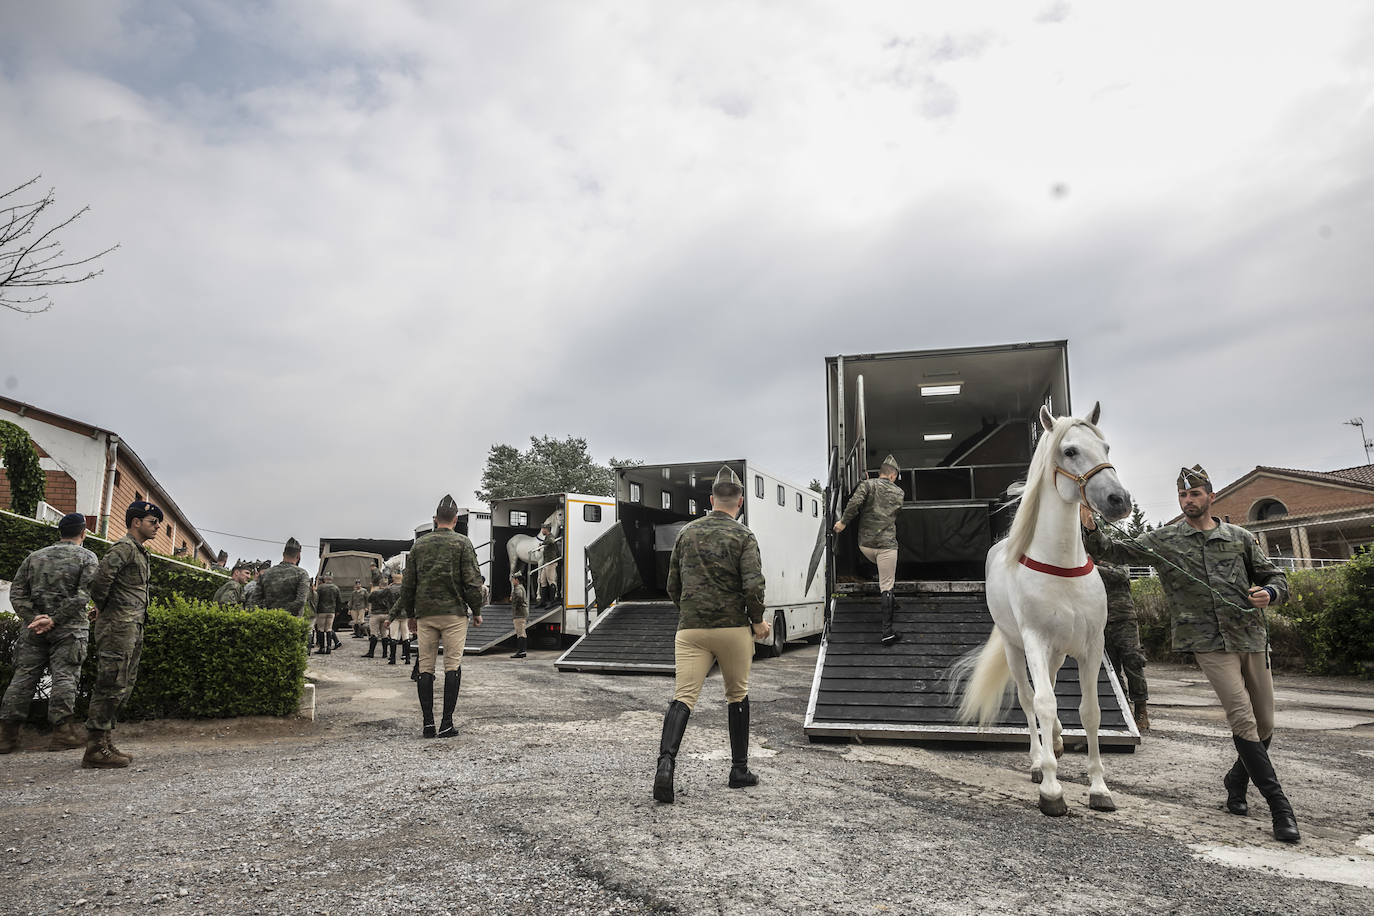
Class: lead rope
1092,514,1272,669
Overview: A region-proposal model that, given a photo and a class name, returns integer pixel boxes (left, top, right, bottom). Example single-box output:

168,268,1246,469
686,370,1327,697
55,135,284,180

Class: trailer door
585,524,643,612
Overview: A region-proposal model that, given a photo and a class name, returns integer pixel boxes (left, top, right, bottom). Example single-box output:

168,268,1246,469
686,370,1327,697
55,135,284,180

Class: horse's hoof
1031,768,1043,784
1089,792,1117,812
1039,794,1068,817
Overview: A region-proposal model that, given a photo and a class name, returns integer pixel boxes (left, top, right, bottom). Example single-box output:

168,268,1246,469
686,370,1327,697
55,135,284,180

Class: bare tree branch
1,176,118,315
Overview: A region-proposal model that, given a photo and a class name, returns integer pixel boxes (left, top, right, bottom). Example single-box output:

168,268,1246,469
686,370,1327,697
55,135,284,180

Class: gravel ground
2,638,1373,915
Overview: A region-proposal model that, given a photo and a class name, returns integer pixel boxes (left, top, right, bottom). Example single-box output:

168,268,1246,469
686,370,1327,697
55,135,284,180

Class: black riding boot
727,697,759,788
880,591,902,645
315,633,329,655
352,624,364,639
653,700,691,803
387,638,398,665
362,636,378,658
417,673,436,738
410,659,420,681
1225,735,1270,816
330,630,342,650
401,638,411,664
1234,735,1300,842
510,636,527,659
437,669,461,737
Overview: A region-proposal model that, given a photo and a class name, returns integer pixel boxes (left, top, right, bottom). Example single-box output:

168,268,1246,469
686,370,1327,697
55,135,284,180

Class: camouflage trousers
0,627,88,725
85,618,144,733
1105,616,1148,703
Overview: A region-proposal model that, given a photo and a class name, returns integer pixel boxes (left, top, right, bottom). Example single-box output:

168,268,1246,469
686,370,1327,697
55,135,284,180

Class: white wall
3,413,108,516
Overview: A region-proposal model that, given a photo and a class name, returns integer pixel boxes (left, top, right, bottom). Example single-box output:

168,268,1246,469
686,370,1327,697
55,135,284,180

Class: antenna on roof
1343,418,1372,465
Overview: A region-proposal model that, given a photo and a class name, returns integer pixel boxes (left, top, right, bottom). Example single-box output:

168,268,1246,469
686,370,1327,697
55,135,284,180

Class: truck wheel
766,611,786,658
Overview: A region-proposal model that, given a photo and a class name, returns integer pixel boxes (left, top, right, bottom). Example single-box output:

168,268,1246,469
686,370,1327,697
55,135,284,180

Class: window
796,492,803,512
688,498,697,514
812,500,819,517
113,470,122,487
630,482,642,503
510,510,528,527
755,476,764,499
1250,499,1288,522
661,492,672,511
583,504,602,523
134,490,144,503
777,484,786,506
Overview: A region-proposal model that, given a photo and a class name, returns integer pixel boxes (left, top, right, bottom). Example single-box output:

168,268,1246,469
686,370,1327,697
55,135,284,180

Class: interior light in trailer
924,433,953,441
920,383,962,397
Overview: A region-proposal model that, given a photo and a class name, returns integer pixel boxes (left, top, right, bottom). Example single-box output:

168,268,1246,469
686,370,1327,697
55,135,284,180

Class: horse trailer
555,460,827,673
805,340,1139,746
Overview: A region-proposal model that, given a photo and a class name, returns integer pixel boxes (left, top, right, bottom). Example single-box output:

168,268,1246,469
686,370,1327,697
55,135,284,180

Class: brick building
0,396,218,566
1179,465,1374,565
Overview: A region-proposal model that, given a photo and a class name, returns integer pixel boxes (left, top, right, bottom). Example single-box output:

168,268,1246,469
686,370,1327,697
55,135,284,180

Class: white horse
953,402,1132,816
506,509,563,577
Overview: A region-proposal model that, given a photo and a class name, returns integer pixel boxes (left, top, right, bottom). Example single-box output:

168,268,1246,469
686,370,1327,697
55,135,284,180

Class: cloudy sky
3,1,1372,569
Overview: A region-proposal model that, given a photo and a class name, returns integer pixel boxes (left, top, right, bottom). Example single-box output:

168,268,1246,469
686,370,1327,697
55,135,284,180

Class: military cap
125,500,164,526
57,512,87,537
232,561,251,572
712,465,744,498
284,537,302,553
881,454,899,471
1177,465,1211,492
436,493,459,516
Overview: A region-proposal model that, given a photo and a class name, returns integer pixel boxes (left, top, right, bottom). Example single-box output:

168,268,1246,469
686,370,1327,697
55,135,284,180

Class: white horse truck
804,340,1139,747
555,460,827,674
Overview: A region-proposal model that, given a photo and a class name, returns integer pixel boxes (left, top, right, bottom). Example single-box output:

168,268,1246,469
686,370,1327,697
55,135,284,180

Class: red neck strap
1019,554,1096,577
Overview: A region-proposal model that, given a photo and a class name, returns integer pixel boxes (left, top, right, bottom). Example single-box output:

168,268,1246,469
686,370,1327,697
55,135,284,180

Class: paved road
2,639,1373,915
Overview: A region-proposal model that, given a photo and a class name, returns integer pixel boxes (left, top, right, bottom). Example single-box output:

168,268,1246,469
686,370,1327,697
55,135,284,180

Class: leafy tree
1125,500,1153,537
2,177,117,314
809,479,824,494
475,435,639,503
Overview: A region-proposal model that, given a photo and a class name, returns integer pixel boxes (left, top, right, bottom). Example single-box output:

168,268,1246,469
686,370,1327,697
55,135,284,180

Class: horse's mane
1001,416,1099,565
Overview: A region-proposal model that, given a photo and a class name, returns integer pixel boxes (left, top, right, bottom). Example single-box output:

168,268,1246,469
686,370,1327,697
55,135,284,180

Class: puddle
1189,843,1374,889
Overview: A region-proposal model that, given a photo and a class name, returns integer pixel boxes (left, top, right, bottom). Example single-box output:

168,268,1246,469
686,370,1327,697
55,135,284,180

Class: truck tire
765,611,786,658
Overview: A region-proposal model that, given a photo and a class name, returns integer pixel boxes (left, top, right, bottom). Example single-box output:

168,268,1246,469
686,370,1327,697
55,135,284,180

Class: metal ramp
554,601,678,673
463,604,563,655
804,590,1139,746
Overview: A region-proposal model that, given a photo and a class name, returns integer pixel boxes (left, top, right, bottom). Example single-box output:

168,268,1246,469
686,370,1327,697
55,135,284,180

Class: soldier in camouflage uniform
537,524,561,609
509,572,529,659
314,572,342,655
1083,465,1299,843
393,495,485,738
0,513,99,754
834,453,905,645
653,466,771,804
1094,558,1149,730
83,500,163,769
362,576,393,659
212,563,251,607
385,573,415,669
242,563,264,608
250,539,311,630
349,580,368,637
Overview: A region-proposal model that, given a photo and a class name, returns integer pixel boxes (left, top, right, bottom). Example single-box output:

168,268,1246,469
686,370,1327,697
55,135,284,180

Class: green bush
0,509,227,605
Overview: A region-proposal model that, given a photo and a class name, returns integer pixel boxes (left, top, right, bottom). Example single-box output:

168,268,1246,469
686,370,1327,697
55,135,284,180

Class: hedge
1132,553,1374,677
1,509,227,605
0,597,310,722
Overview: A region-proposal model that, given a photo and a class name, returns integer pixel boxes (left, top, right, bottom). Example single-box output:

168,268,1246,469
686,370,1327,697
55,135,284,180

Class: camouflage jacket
212,578,246,607
1094,560,1136,624
316,583,341,615
839,478,904,550
542,536,561,563
9,542,99,631
243,580,261,607
350,586,368,611
510,582,528,618
368,586,394,617
252,562,311,616
667,511,766,629
1084,519,1287,653
394,529,485,619
90,534,151,625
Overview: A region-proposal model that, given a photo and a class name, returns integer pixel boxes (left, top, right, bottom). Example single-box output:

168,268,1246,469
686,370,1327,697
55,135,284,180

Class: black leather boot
1225,736,1271,816
352,624,364,639
727,697,759,788
1234,735,1300,842
510,636,527,659
410,659,420,681
330,631,342,650
653,700,691,803
315,633,329,655
437,670,461,737
387,639,398,665
362,636,377,658
401,638,411,664
880,591,902,645
417,673,436,738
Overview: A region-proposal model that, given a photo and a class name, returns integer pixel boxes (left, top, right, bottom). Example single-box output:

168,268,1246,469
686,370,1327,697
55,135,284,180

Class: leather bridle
1054,462,1116,509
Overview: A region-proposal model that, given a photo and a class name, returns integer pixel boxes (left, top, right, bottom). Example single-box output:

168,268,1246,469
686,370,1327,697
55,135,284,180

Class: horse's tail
949,628,1012,728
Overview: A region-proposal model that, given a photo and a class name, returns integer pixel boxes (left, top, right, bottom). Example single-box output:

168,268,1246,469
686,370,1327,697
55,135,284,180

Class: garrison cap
125,500,164,526
712,465,743,498
436,494,459,516
57,512,87,537
284,537,302,553
881,454,899,471
1177,465,1211,492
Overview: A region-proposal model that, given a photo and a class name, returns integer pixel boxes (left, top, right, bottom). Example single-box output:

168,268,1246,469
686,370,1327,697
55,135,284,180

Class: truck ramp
554,601,678,673
463,605,563,655
805,592,1139,746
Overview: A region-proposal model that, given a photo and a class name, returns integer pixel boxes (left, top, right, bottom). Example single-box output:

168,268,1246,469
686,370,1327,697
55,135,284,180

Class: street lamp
1343,418,1373,465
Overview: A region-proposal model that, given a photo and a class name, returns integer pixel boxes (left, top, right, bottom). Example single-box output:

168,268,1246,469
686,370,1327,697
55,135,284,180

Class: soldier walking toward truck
833,453,905,645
